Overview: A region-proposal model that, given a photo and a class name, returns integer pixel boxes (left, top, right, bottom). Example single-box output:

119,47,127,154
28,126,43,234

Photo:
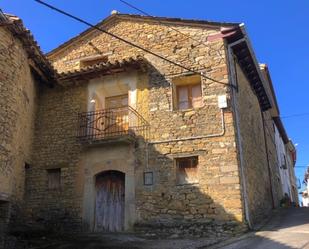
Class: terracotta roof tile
0,10,57,85
58,56,148,82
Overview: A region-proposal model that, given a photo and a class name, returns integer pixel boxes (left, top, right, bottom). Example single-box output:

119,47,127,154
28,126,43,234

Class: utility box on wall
218,95,228,109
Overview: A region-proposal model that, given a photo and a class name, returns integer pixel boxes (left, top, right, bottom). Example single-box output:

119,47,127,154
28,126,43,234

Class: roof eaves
259,64,280,115
273,117,289,144
227,24,272,111
1,11,57,85
58,56,147,82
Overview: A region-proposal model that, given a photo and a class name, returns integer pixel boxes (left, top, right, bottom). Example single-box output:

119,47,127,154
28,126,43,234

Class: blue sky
1,0,308,198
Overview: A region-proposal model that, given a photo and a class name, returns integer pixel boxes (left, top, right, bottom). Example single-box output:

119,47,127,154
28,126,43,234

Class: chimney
111,10,119,15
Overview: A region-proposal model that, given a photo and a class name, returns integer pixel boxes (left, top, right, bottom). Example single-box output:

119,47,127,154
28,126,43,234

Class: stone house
301,168,309,207
260,64,299,206
285,141,298,205
0,10,298,240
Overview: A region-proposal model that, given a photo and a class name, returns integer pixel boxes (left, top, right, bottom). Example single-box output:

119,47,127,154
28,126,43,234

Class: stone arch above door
81,145,136,231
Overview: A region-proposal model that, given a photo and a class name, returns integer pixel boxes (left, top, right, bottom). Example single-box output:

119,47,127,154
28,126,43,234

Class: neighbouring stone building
0,9,299,244
260,64,299,207
301,167,309,207
0,10,56,247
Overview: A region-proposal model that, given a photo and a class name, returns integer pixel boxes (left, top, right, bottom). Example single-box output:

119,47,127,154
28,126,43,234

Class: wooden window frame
176,83,202,110
175,156,199,185
172,74,203,111
105,94,129,109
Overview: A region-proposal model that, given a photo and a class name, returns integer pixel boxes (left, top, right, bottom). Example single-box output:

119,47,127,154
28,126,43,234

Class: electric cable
34,0,231,87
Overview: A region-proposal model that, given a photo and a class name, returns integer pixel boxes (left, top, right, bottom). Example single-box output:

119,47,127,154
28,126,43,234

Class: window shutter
191,84,202,108
176,156,199,185
178,86,189,110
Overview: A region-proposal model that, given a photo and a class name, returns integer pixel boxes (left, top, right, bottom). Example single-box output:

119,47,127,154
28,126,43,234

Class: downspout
261,111,275,209
227,39,252,229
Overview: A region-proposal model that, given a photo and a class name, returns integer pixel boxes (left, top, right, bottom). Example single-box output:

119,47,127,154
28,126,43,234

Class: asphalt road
216,208,309,249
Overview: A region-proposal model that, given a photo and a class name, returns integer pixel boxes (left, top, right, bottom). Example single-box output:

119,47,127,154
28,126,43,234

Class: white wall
303,184,309,207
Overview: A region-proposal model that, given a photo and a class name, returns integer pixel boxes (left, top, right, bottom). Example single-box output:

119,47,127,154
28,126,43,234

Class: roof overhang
0,10,57,86
225,25,272,111
273,117,289,144
58,56,148,83
259,64,280,117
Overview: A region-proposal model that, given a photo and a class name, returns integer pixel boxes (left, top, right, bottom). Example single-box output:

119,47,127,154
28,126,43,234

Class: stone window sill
176,182,199,187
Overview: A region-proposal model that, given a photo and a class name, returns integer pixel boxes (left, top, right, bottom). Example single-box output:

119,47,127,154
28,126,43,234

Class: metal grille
77,106,149,142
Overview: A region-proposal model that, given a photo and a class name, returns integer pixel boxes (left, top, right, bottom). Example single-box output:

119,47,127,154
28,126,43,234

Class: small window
144,172,154,186
173,74,202,110
25,163,30,170
282,155,287,169
80,55,108,68
176,156,198,185
47,168,61,190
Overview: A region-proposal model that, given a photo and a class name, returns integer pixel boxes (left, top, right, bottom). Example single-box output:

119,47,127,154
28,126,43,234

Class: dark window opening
25,163,30,170
47,168,61,190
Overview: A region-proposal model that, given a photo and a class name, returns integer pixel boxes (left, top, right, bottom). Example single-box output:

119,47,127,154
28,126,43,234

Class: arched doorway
94,170,125,232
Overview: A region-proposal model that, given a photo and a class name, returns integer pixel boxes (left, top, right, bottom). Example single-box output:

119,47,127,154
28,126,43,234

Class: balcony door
105,94,129,135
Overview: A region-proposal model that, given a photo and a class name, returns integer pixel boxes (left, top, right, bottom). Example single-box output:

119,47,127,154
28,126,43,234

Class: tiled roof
0,11,57,85
58,56,148,82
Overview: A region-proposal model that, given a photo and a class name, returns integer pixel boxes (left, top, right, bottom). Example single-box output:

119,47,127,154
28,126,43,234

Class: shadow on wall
133,135,247,238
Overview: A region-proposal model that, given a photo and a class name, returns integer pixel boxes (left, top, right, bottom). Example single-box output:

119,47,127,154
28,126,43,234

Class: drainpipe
227,40,252,229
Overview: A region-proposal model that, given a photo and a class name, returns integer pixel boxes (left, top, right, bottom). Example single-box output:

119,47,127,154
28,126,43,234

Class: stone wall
232,61,273,226
24,82,87,231
0,25,39,234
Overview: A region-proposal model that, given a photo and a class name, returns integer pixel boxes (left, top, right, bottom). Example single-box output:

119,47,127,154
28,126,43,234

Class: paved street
13,208,309,249
214,208,309,249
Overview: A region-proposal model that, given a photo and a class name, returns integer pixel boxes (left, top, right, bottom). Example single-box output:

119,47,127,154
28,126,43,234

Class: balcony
77,106,149,144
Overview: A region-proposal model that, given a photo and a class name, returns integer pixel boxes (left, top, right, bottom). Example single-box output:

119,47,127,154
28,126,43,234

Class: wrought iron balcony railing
77,106,149,143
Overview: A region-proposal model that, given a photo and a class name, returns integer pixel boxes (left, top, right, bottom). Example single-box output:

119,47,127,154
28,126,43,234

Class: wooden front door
94,171,125,232
105,94,129,135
